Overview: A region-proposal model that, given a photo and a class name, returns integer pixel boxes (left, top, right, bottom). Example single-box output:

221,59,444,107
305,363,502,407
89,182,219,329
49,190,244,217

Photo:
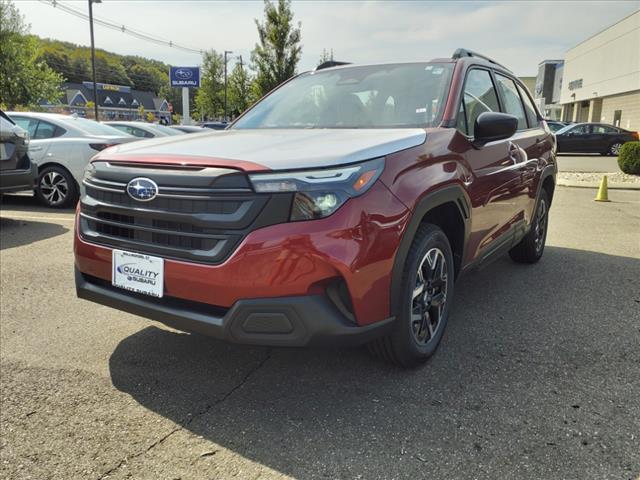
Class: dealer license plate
112,249,164,298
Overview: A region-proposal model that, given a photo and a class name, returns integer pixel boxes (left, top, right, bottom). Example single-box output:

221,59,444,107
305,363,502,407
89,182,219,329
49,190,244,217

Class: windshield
555,124,576,135
63,117,131,136
233,62,453,129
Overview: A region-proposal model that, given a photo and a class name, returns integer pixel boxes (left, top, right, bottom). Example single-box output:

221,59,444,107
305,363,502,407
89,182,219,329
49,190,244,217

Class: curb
557,179,640,190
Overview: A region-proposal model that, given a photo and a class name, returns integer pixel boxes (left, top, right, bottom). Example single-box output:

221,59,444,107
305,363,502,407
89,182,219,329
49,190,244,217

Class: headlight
83,162,96,181
249,157,385,221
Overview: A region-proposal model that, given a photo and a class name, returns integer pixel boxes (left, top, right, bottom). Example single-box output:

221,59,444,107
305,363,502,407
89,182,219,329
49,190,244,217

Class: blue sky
15,1,640,76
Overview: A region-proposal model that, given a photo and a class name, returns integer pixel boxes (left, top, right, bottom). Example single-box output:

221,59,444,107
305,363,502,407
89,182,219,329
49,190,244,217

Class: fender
389,184,471,317
529,162,557,228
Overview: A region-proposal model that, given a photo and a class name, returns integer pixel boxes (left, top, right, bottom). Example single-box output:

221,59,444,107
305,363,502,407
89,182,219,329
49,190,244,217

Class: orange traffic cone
594,175,610,202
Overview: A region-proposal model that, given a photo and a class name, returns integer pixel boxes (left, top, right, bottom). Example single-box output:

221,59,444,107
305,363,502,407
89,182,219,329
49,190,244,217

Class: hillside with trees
1,0,305,120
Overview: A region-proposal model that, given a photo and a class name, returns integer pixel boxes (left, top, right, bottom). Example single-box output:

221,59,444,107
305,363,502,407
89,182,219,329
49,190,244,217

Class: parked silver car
7,112,135,207
104,121,185,138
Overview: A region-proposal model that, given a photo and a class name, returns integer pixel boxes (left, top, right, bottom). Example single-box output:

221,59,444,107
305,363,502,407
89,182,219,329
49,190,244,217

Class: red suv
75,49,556,367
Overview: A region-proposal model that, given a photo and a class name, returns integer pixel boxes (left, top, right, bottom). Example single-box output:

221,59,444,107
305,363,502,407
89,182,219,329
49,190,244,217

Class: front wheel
368,224,454,367
509,190,549,264
35,165,78,208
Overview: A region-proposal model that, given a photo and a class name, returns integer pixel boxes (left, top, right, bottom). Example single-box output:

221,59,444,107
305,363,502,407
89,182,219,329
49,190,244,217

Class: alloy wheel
40,171,69,206
534,198,548,253
411,247,448,345
610,143,622,155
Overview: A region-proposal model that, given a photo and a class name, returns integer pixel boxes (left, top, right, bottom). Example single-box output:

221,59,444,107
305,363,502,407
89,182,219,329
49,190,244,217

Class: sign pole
182,87,190,125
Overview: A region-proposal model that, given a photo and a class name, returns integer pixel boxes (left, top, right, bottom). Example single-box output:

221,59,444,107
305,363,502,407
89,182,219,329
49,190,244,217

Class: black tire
509,189,549,264
368,224,455,367
608,142,623,156
35,165,78,208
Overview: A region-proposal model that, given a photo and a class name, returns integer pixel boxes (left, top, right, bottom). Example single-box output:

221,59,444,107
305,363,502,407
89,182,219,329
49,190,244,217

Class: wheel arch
37,162,80,190
390,184,470,317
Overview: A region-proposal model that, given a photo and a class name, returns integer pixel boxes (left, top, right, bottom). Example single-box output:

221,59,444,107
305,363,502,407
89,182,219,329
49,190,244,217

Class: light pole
224,50,232,122
88,0,101,121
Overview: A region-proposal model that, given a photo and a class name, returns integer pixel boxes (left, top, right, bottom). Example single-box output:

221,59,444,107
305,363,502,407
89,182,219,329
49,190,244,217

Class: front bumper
76,268,394,347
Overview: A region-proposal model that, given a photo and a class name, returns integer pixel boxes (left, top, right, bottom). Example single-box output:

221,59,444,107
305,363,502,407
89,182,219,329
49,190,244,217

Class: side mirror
473,112,518,146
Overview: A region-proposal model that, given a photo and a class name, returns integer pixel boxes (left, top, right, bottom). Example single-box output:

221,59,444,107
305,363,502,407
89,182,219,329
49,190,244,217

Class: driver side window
457,69,500,137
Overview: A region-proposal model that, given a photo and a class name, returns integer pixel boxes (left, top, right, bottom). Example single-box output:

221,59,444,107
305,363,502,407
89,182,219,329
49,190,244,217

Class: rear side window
11,117,38,137
592,125,618,134
34,120,65,139
458,69,500,136
516,84,538,128
495,74,527,130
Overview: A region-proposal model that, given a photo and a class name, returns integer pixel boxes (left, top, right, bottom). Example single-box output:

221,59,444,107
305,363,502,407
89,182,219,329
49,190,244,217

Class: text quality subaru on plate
75,49,556,367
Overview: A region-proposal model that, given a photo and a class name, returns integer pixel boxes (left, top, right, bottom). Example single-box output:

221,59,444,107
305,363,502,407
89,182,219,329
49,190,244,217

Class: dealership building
39,82,172,123
559,10,640,130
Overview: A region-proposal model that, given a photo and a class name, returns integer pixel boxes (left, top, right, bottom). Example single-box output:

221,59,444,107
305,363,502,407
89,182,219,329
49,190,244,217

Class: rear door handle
30,146,43,151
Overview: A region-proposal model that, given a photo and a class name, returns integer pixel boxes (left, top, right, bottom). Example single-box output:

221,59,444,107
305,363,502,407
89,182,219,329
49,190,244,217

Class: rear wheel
35,165,78,208
509,190,549,264
608,142,623,156
368,224,454,367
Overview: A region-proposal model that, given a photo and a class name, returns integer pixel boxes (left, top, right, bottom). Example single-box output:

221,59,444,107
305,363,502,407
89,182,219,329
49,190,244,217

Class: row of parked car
1,110,638,209
0,113,215,207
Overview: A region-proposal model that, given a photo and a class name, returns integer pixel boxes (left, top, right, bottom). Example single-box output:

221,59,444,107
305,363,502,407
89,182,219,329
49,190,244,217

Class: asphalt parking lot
1,187,639,480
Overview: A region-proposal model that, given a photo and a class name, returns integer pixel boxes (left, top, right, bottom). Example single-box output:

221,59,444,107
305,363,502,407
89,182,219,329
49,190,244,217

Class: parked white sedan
7,112,135,208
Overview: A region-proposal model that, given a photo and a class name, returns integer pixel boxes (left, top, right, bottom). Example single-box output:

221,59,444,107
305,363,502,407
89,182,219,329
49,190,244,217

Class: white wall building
560,10,640,131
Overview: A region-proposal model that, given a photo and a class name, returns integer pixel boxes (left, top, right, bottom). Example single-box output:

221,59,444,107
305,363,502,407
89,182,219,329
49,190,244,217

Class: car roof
7,111,73,119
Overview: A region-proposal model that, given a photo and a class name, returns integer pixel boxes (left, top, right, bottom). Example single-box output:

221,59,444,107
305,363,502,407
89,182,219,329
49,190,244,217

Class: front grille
79,162,292,264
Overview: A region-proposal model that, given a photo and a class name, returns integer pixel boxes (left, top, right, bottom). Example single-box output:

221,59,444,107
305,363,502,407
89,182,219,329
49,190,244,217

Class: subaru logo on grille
126,177,158,202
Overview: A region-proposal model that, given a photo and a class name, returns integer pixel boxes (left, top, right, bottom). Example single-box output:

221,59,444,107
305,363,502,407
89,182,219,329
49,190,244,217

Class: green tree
0,0,63,108
128,64,164,93
251,0,302,97
318,48,334,65
228,61,255,118
195,50,224,119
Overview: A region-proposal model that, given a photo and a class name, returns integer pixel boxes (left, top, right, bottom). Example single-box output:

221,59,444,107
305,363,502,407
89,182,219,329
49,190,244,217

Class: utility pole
224,50,233,122
88,0,101,121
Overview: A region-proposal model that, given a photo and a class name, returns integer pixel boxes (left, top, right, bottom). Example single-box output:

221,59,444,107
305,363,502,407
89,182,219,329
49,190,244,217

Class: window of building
458,69,500,137
118,97,127,106
104,96,114,105
613,110,622,128
131,99,139,106
495,74,527,130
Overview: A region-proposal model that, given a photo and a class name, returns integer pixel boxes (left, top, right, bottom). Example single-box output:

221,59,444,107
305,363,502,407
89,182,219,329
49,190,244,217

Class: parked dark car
555,122,638,155
201,121,228,130
76,48,556,367
0,110,37,194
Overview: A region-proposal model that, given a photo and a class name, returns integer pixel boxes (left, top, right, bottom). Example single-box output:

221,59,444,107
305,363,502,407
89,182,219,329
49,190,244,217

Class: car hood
95,128,427,171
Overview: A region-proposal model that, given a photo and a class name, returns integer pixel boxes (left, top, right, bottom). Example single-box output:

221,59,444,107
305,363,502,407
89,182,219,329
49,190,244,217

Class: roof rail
451,48,510,71
315,60,351,71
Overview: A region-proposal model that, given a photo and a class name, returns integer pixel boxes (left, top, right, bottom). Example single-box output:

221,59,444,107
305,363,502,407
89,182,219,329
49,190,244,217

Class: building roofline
566,9,639,52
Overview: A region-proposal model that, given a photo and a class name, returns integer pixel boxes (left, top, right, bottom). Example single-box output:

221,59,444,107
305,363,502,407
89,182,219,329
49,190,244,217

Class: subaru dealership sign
170,67,200,87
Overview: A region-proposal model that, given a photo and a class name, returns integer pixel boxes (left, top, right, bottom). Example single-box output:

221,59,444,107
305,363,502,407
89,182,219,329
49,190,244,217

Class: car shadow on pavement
108,246,640,478
0,217,68,250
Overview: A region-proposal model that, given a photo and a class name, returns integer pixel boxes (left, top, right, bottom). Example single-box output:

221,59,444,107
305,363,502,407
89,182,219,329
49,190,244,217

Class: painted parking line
0,214,76,223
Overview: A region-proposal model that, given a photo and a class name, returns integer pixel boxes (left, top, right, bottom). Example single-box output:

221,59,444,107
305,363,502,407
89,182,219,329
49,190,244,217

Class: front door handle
30,146,43,151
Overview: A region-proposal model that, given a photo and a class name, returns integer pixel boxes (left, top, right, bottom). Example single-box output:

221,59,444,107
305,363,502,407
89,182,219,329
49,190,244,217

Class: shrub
618,141,640,175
